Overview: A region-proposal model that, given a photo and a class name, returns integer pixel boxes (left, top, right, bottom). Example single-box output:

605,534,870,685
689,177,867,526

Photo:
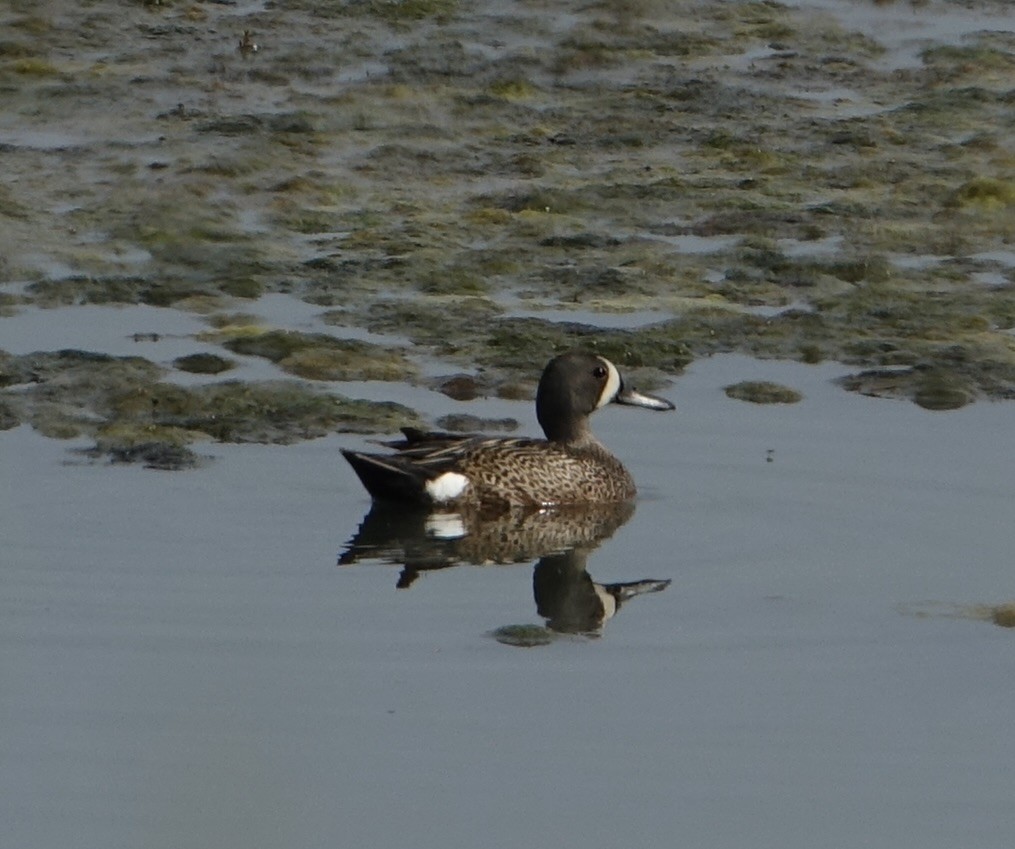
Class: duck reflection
339,501,670,637
534,549,670,635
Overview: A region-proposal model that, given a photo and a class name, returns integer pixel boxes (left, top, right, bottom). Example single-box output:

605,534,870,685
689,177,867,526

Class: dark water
4,354,1014,849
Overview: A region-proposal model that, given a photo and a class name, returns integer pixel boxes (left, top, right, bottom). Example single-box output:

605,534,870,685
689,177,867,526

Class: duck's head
535,350,675,443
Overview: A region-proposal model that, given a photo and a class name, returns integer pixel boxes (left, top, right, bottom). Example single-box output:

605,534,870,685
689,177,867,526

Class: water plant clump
724,381,802,404
173,353,236,375
489,624,555,648
0,348,422,466
1,0,1013,427
0,398,20,430
221,330,418,381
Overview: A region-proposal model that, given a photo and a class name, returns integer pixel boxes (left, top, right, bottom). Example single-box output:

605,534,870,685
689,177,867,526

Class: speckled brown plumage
341,351,674,509
340,500,636,569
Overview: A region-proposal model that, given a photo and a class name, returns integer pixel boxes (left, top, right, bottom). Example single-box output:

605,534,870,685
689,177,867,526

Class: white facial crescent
594,358,622,409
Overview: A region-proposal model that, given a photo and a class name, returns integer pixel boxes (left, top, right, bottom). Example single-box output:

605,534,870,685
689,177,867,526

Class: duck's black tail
341,449,428,503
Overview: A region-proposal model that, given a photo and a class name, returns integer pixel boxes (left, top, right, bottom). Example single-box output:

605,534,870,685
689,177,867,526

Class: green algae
0,349,163,396
913,368,974,411
988,604,1015,629
173,353,235,375
2,0,1015,429
221,330,417,381
837,366,977,410
0,348,422,466
28,277,149,307
6,57,60,76
480,317,693,378
90,423,201,471
724,381,803,404
0,184,30,221
278,346,408,381
272,206,339,236
901,601,1015,630
4,10,51,36
489,624,555,648
343,0,458,21
0,293,23,316
208,311,261,327
109,380,421,444
355,298,503,348
418,263,489,296
488,78,537,101
0,350,164,443
946,177,1015,211
222,330,326,362
0,398,20,430
141,282,218,308
99,440,201,470
921,42,1015,81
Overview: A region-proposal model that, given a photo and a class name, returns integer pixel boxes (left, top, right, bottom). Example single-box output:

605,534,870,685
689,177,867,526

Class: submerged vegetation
0,350,420,468
0,0,1013,464
220,330,417,381
725,381,803,404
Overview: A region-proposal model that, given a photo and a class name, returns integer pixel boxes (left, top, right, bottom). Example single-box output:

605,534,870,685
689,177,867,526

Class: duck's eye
592,365,607,379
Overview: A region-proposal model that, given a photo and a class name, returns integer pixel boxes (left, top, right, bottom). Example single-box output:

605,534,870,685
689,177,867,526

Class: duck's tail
340,449,430,503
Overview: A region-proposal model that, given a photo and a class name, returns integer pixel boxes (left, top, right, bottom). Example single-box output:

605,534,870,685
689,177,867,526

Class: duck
340,350,675,510
533,549,672,635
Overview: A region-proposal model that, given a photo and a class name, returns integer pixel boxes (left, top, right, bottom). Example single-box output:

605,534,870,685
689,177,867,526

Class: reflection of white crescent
424,511,467,540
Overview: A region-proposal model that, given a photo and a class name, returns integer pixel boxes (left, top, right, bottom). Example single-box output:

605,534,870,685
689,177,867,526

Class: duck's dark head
535,351,674,443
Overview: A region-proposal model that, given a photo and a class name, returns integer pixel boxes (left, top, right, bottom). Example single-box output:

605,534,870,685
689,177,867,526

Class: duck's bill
614,383,675,411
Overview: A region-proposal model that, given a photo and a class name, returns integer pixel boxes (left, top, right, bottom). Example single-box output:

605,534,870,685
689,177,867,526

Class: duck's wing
396,434,540,462
342,436,544,503
375,427,479,450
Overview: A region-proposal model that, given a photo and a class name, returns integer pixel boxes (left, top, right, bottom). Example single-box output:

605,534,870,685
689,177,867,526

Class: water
3,354,1014,849
791,0,1015,71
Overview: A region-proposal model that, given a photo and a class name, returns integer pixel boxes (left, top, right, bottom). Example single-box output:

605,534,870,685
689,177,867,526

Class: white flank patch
425,471,469,502
425,512,467,539
595,358,622,409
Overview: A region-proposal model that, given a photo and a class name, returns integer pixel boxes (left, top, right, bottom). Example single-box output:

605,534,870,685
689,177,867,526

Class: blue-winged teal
341,350,675,509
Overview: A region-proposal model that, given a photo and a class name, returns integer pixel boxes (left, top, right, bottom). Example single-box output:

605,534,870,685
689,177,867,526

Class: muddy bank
1,0,1012,462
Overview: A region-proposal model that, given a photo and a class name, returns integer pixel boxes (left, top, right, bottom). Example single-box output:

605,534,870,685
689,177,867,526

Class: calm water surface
3,355,1015,849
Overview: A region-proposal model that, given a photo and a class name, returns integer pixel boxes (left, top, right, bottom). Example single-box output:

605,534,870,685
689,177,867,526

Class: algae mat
1,0,1014,463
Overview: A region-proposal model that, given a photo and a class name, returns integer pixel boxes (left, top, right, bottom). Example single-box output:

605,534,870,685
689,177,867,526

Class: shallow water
3,354,1014,849
794,0,1015,70
2,0,1014,843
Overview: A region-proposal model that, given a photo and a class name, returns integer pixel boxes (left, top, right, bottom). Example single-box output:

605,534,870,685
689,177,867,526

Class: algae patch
89,424,205,471
0,398,20,430
0,349,422,468
986,603,1015,629
837,366,977,410
112,380,419,444
489,624,555,648
724,380,802,404
945,177,1015,212
900,601,1015,630
222,330,417,382
173,353,236,375
3,0,1015,415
